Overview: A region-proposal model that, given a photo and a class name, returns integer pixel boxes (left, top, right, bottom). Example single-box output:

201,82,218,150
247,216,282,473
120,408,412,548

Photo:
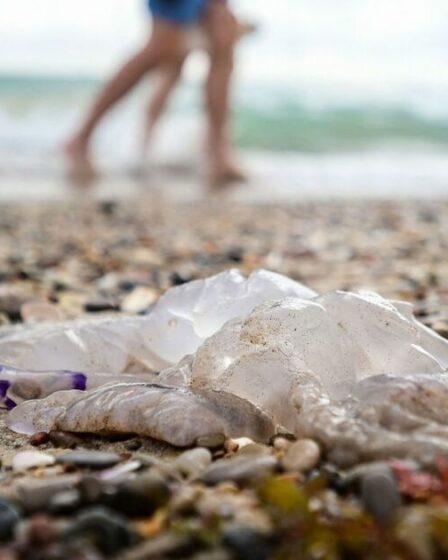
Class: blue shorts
148,0,207,25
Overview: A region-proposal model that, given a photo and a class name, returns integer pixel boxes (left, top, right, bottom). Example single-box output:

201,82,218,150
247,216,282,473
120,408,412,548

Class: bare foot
208,157,248,189
64,136,98,187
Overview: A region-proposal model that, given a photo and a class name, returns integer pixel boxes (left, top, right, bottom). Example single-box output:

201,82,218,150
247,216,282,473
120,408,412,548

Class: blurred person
65,0,247,186
142,20,256,159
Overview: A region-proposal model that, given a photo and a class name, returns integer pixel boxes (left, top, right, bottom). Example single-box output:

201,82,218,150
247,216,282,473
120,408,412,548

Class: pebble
29,432,50,447
272,437,292,453
203,455,278,487
48,489,81,515
0,500,21,541
78,475,104,504
108,474,170,518
12,451,55,472
221,526,270,560
56,450,121,470
49,430,83,449
121,287,158,314
236,444,271,457
22,514,57,545
84,299,119,313
20,301,63,323
432,320,448,339
174,448,212,479
17,475,80,512
224,438,255,454
360,465,402,525
281,439,321,473
63,507,137,555
195,433,226,449
123,533,192,560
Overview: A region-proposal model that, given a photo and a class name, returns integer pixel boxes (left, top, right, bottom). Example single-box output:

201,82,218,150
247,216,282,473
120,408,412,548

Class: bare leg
141,58,186,156
202,1,247,187
65,21,187,181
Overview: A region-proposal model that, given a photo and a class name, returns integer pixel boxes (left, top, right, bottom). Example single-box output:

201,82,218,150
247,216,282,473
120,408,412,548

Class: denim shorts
148,0,207,25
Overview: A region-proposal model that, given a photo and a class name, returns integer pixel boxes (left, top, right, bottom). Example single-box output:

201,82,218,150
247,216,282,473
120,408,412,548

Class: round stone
0,500,21,541
63,507,136,555
203,455,278,487
29,432,50,447
12,451,55,472
281,439,321,473
108,474,170,518
361,465,402,525
174,448,212,479
195,433,226,449
49,431,83,449
57,451,121,470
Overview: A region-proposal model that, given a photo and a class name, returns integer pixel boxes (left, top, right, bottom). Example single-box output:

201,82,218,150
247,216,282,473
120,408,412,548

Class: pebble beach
1,195,448,559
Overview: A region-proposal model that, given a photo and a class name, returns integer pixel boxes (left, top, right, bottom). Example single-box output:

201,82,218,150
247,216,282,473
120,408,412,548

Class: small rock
203,455,278,487
64,506,137,555
170,272,193,286
222,526,270,560
108,474,170,518
0,313,10,326
273,437,292,453
49,431,83,449
48,490,81,515
12,451,55,472
57,450,121,470
121,287,158,314
29,432,50,447
432,321,448,339
281,439,321,472
84,299,119,313
195,433,226,449
0,287,28,322
360,465,402,525
0,500,21,541
236,444,271,457
23,514,57,545
123,533,192,560
17,475,80,512
20,301,63,323
174,448,212,479
78,475,104,504
224,438,254,454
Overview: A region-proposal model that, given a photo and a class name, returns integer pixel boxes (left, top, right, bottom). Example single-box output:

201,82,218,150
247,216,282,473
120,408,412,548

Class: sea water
0,0,447,198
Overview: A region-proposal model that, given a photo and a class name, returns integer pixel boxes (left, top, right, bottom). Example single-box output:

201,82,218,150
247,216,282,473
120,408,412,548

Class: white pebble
282,439,321,472
12,451,56,471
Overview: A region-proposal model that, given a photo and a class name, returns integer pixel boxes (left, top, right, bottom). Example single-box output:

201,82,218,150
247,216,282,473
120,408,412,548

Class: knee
205,5,238,60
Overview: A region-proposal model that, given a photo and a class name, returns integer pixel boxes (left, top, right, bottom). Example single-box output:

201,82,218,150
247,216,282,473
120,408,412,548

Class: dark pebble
84,299,119,313
29,432,50,447
360,465,402,525
49,431,83,449
78,476,104,505
63,507,137,556
222,526,270,560
99,201,118,216
108,474,170,518
57,451,121,470
170,272,193,286
0,500,21,542
225,248,244,263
